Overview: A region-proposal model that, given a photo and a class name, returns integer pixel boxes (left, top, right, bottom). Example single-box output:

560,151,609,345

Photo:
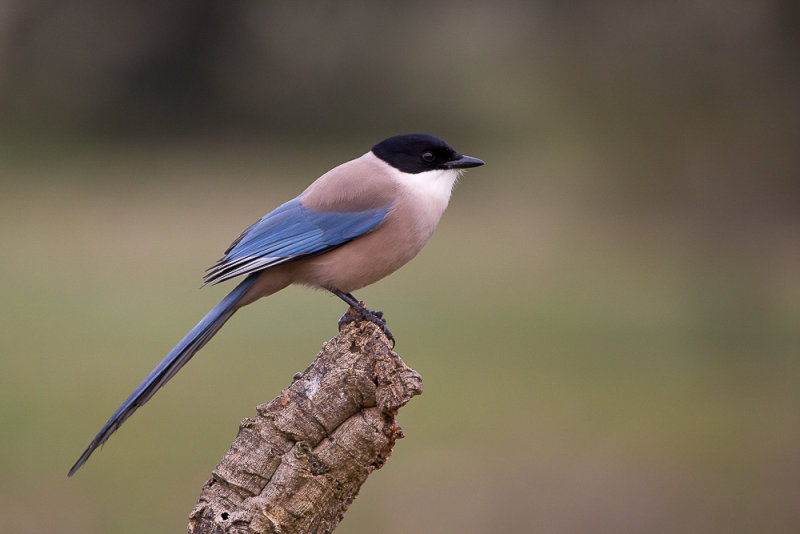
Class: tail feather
67,273,259,477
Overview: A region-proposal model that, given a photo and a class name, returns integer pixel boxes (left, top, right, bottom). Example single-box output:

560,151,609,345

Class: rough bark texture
188,319,423,534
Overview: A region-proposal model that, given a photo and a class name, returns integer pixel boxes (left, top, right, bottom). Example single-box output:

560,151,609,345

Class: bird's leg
330,289,395,346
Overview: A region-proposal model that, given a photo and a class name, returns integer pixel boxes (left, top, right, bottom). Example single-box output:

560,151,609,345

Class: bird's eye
421,151,435,162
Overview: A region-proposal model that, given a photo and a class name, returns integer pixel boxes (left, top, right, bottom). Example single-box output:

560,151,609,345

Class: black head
371,133,485,174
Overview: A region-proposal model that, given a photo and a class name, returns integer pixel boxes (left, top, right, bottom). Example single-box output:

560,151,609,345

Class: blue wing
203,197,391,285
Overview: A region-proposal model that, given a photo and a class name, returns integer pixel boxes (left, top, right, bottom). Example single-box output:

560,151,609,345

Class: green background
2,2,798,532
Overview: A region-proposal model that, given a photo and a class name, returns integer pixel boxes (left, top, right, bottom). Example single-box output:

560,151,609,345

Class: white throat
390,168,460,217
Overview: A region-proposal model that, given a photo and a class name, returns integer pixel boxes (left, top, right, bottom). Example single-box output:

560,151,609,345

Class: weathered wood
188,319,423,534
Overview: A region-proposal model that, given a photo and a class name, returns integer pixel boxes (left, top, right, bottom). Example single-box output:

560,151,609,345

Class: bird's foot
331,290,394,347
338,305,395,347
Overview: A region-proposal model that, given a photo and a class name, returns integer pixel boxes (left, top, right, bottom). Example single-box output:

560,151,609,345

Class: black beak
444,154,485,169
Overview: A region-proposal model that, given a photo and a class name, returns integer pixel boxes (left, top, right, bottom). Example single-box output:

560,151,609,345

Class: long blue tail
68,273,259,477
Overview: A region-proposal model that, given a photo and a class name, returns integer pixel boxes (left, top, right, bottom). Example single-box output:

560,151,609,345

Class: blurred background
2,1,799,532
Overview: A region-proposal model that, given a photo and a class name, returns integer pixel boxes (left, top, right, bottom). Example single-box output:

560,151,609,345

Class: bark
188,319,423,534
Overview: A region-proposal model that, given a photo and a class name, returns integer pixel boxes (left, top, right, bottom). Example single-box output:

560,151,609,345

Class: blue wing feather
204,197,390,285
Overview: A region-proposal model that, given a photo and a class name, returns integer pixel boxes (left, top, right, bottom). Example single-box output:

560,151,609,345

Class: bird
67,133,484,477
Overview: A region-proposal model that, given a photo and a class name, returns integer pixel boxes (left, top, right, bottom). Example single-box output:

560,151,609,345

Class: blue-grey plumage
67,273,260,477
68,134,483,477
203,198,392,285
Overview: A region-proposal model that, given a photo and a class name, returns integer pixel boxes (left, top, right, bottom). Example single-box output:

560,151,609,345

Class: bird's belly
291,223,430,292
291,188,448,292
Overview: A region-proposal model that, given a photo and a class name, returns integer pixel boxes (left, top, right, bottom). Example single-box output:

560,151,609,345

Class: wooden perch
188,319,423,534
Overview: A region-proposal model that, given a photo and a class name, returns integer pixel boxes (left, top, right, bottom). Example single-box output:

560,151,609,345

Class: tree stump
188,319,423,534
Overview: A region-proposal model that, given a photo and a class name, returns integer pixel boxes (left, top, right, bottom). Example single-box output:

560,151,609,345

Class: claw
338,307,395,347
330,290,395,347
